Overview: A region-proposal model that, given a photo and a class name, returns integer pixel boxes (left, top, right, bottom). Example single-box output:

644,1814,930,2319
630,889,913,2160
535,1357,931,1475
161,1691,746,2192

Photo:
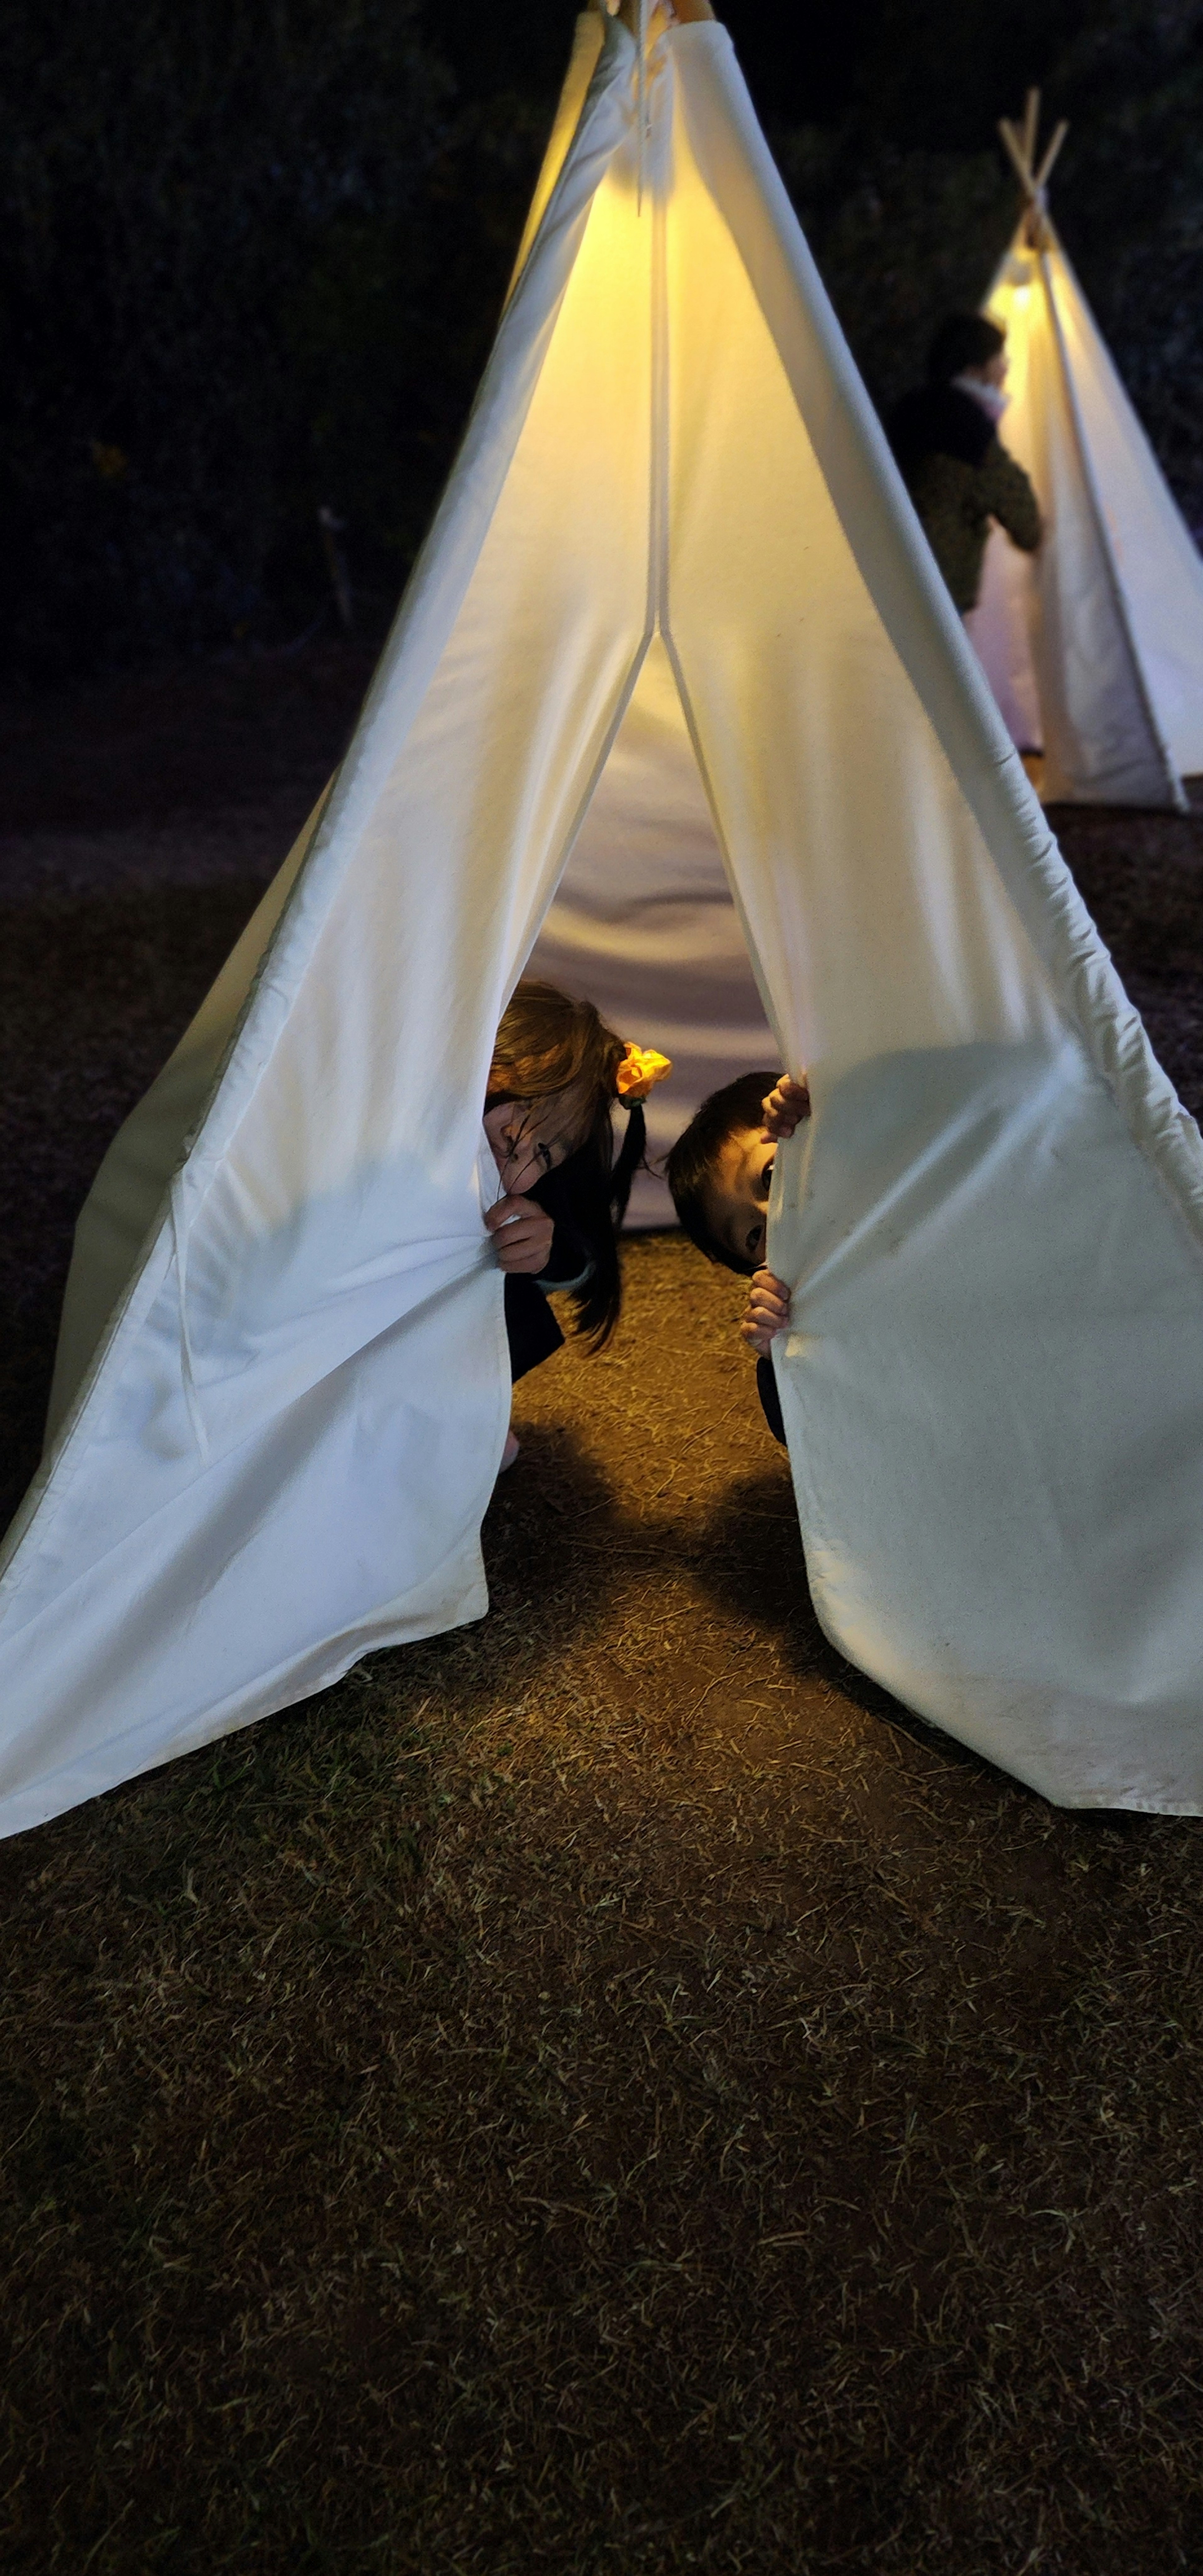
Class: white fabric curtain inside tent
528,637,776,1225
2,13,1203,1835
971,229,1203,805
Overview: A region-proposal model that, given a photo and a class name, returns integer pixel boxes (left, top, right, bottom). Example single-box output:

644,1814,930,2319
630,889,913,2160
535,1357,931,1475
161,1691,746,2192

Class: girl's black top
502,1152,595,1385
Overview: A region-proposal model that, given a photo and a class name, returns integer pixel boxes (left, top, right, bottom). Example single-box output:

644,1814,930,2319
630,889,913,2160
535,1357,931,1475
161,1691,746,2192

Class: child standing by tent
887,314,1040,613
665,1069,808,1444
483,983,670,1467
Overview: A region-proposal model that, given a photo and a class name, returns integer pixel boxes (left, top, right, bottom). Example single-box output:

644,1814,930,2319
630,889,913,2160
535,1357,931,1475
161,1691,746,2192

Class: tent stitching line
170,1177,210,1463
647,56,818,1538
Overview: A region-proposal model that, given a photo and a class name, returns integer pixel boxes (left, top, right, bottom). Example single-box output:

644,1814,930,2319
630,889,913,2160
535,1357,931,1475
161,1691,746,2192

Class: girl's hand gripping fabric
485,1194,556,1276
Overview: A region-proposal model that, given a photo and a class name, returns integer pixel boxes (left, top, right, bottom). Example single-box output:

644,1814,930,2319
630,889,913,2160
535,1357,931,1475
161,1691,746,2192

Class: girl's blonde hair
489,982,625,1120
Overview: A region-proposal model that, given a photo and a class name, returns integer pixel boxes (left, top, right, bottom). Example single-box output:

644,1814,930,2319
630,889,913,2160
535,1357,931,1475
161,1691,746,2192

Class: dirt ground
2,643,1203,2573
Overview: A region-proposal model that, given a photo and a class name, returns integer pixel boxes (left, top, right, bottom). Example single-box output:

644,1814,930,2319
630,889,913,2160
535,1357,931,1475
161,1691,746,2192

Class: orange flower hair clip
615,1042,672,1102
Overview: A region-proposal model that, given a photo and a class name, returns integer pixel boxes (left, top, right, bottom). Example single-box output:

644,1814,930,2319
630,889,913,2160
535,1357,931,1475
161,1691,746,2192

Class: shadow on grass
684,1462,1017,1792
474,1419,626,1679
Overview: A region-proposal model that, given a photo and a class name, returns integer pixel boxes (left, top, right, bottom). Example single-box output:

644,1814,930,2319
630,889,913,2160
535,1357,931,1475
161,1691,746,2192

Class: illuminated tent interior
967,92,1203,808
2,3,1203,1834
528,636,774,1227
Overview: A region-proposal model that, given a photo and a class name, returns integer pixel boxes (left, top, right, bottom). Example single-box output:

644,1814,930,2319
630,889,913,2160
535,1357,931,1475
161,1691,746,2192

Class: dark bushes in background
0,0,542,678
1045,0,1203,528
779,134,1017,419
1,0,1201,682
803,0,1203,524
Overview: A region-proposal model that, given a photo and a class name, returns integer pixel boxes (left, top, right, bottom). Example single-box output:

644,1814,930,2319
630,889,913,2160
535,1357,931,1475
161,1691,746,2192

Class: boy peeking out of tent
888,314,1041,613
667,1071,811,1446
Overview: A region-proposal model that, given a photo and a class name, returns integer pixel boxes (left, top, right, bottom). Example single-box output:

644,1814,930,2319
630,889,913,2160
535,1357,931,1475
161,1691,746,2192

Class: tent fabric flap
1,13,1202,1832
662,27,1203,1810
0,13,655,1832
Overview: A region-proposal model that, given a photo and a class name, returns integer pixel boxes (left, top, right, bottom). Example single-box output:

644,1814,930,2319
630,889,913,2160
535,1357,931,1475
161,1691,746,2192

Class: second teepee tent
968,92,1203,807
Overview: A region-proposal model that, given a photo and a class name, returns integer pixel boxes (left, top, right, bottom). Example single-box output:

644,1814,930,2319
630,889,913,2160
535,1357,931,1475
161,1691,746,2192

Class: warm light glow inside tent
2,6,1203,1832
528,638,775,1224
967,94,1203,808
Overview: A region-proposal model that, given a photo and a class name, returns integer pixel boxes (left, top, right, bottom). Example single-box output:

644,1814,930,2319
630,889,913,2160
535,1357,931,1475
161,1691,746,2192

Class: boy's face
702,1127,777,1272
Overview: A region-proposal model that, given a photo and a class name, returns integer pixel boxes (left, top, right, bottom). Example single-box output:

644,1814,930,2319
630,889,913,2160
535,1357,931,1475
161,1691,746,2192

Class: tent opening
527,634,776,1226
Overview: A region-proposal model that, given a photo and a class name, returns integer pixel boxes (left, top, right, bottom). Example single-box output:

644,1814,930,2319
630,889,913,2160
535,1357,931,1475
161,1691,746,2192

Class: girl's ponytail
608,1098,646,1229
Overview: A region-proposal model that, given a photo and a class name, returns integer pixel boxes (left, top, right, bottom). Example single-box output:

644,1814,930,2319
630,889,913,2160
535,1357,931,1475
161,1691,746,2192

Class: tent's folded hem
0,1562,489,1843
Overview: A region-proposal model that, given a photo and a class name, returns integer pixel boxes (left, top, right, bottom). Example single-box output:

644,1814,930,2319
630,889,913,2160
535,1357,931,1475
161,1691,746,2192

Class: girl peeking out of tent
483,983,671,1469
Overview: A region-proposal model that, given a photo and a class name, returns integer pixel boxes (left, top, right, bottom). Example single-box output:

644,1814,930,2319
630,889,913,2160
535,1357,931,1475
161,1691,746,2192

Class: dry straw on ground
1,651,1202,2572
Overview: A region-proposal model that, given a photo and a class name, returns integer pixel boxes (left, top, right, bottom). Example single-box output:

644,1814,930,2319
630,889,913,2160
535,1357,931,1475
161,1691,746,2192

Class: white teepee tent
3,2,1203,1830
966,91,1203,807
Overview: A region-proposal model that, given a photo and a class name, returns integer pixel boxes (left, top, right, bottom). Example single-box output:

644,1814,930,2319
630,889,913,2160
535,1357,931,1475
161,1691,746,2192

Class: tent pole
636,0,648,209
998,119,1036,198
1022,87,1040,170
1035,121,1069,192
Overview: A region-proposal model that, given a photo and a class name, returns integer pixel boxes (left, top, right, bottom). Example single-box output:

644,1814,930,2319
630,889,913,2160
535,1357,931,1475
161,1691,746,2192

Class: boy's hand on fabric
485,1195,555,1275
740,1269,791,1356
760,1074,810,1140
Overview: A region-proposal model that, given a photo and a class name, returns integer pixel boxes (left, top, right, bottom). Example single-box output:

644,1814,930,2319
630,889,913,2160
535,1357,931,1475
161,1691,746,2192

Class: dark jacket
756,1355,785,1446
887,383,1041,611
502,1155,596,1384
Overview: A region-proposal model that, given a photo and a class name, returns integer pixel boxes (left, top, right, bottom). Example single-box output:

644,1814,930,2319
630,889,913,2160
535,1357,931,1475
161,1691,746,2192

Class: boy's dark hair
665,1070,779,1275
926,312,1005,385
